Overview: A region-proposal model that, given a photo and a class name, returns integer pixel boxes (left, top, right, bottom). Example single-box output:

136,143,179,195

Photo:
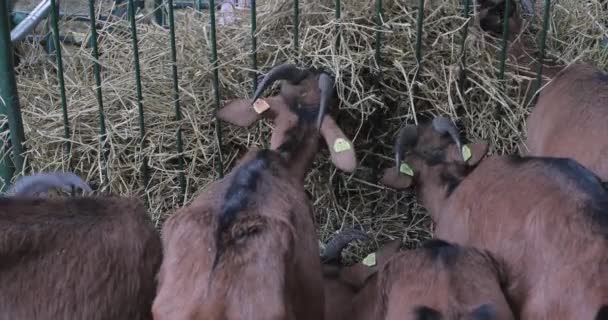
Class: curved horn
395,124,418,169
316,72,334,131
432,116,464,160
8,172,93,196
321,229,369,264
252,63,309,102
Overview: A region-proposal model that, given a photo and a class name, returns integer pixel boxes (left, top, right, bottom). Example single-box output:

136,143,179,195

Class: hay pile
10,0,608,259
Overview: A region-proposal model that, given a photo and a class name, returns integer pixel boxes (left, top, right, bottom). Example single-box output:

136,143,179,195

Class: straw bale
8,0,608,261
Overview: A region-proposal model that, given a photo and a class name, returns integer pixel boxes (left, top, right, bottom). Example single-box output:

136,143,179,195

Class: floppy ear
216,96,284,127
320,115,357,173
380,166,413,190
465,141,489,166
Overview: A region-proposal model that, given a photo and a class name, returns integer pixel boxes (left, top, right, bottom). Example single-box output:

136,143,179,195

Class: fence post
0,2,27,190
209,0,224,179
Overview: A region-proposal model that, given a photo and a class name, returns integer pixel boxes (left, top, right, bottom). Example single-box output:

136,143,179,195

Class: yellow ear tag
252,99,270,114
399,162,414,176
362,252,377,267
462,145,472,162
333,138,352,153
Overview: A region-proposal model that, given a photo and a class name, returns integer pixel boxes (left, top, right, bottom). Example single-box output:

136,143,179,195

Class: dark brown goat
478,0,608,181
153,64,357,320
381,116,608,319
0,172,162,320
324,236,515,320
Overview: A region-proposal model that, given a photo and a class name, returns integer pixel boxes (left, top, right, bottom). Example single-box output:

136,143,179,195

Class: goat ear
216,99,262,127
380,166,413,190
217,96,283,127
464,141,489,166
320,115,357,173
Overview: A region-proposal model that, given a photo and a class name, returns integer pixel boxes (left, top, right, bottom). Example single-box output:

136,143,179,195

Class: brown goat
381,116,608,319
0,172,162,320
478,0,608,182
152,64,357,320
324,236,515,320
320,229,400,320
217,63,357,173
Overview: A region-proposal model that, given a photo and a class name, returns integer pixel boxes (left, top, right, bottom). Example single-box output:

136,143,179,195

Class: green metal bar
0,2,27,189
293,0,299,56
155,0,164,25
50,0,71,166
534,0,551,98
458,0,471,90
167,0,186,202
88,0,109,187
498,0,511,80
335,0,341,50
375,0,382,67
251,0,258,92
128,0,150,203
414,0,425,64
209,0,224,178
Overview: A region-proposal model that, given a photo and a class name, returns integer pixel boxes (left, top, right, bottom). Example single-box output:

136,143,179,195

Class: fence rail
0,0,554,198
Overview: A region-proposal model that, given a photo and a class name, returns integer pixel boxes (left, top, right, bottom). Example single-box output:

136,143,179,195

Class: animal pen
1,0,606,255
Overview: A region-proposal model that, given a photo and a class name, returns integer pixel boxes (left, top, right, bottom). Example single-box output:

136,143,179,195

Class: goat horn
252,63,309,103
316,73,334,131
395,124,418,170
321,229,369,264
7,172,93,196
432,116,464,161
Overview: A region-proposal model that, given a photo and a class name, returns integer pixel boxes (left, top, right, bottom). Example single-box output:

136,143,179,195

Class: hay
9,0,608,260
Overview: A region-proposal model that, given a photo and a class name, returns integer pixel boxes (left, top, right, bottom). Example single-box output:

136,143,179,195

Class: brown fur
348,240,514,320
322,240,401,320
477,0,608,182
524,63,608,180
152,150,325,320
0,196,162,320
153,84,333,319
381,119,608,319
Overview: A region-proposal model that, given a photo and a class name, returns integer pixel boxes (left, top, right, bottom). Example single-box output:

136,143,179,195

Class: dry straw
9,0,608,260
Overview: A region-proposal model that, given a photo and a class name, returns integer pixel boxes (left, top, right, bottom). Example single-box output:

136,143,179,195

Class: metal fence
0,0,553,199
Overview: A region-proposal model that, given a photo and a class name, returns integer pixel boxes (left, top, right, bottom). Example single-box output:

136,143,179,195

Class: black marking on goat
414,306,442,320
212,150,272,269
440,171,463,198
289,103,320,123
471,304,496,320
421,239,460,266
596,305,608,320
597,71,608,82
508,156,608,237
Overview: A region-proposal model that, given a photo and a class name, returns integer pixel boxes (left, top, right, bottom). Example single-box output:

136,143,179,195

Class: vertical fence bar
167,0,186,203
154,0,164,25
128,0,150,204
414,0,425,65
251,0,258,92
375,0,383,68
458,0,471,91
335,0,341,50
293,0,299,57
50,0,71,167
534,0,551,99
88,0,109,188
0,2,26,189
498,0,511,80
209,0,224,178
